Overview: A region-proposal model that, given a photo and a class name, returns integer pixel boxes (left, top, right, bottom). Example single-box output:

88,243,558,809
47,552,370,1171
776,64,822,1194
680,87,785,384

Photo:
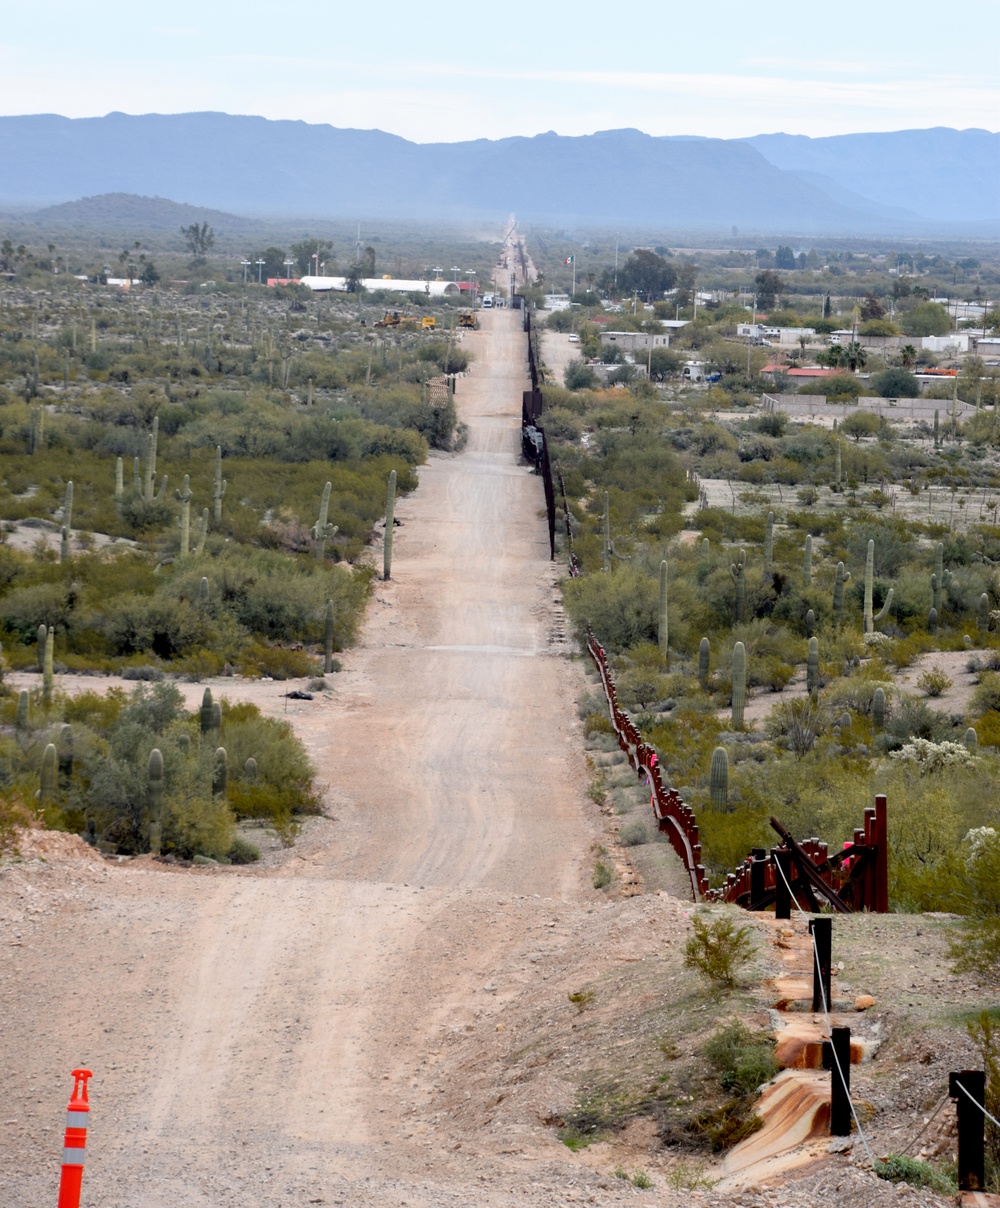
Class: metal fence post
749,848,766,909
773,848,792,919
809,917,832,1012
822,1027,851,1136
950,1070,986,1191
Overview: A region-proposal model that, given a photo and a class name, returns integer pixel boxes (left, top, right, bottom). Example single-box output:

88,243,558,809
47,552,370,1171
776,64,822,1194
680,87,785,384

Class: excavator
458,312,478,329
374,311,436,330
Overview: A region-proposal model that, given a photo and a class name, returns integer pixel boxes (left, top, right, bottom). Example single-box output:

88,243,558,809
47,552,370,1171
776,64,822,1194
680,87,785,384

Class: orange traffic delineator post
57,1069,92,1208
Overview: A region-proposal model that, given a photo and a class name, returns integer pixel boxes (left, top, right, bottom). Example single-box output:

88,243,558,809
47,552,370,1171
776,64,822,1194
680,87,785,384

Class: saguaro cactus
43,628,54,705
931,542,951,615
928,605,938,633
710,746,729,811
200,576,209,605
863,539,875,633
731,559,746,624
195,508,208,556
964,727,978,752
383,470,397,581
872,686,886,730
764,512,774,566
834,438,842,492
58,723,74,783
805,608,815,638
803,534,813,586
698,637,710,688
114,457,124,509
143,419,159,503
147,748,164,855
658,560,668,657
731,641,746,730
873,589,894,629
16,689,29,731
244,756,258,783
200,687,214,735
806,636,819,695
37,623,46,671
39,743,58,808
979,593,991,635
313,480,337,561
324,599,335,673
701,537,710,563
213,445,227,523
213,747,228,797
176,474,193,556
833,561,850,624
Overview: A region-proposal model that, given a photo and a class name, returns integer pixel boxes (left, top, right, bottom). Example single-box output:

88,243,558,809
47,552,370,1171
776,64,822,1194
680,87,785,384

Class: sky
1,1,997,144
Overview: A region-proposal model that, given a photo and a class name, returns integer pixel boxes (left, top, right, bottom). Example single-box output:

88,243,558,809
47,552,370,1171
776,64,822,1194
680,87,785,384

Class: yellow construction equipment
373,311,436,330
458,312,477,329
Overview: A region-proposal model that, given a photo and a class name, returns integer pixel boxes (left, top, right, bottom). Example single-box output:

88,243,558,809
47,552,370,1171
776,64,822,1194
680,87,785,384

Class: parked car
568,333,580,343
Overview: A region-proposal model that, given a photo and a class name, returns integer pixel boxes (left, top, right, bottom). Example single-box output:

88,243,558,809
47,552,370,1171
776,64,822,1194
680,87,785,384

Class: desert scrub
683,912,757,991
703,1020,778,1097
916,667,952,697
873,1155,957,1194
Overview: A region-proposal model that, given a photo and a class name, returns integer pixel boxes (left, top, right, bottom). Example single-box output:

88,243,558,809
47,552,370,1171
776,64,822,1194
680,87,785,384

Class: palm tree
899,344,917,369
843,341,868,373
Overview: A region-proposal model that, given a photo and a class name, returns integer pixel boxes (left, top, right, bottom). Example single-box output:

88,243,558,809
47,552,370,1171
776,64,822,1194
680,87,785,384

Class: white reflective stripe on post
65,1111,89,1128
62,1148,86,1165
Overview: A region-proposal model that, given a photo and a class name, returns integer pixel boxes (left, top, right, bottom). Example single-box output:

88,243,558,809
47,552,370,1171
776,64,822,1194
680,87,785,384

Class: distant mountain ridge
33,192,250,231
0,112,995,233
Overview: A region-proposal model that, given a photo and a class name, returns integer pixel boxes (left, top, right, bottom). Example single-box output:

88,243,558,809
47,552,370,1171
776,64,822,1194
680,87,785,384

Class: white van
481,293,495,309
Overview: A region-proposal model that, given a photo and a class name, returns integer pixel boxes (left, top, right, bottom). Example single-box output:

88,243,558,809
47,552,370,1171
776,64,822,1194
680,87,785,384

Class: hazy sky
2,1,997,143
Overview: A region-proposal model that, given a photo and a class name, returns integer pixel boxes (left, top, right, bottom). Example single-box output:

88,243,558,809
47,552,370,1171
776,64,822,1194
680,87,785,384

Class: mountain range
0,112,996,234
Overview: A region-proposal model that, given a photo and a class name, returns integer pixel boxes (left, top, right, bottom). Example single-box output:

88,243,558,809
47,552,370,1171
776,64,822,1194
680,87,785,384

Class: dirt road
0,309,615,1208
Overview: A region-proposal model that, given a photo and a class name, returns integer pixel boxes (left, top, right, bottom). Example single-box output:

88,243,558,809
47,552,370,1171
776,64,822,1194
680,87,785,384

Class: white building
543,293,572,311
600,331,671,352
298,276,461,295
922,334,970,354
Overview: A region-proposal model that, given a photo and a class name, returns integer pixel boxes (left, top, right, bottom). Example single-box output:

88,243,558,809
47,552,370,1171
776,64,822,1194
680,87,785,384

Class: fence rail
519,307,556,560
586,628,888,911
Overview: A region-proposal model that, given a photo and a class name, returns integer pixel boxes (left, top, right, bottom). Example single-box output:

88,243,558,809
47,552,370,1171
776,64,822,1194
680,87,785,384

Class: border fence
518,302,556,560
586,628,889,913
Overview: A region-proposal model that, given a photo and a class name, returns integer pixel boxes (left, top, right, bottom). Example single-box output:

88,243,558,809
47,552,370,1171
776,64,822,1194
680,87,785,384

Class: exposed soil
0,309,988,1208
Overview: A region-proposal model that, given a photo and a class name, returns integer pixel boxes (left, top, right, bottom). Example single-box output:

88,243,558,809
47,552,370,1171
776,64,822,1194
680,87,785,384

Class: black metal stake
822,1026,852,1136
950,1070,986,1191
773,848,792,920
809,917,832,1013
749,848,766,910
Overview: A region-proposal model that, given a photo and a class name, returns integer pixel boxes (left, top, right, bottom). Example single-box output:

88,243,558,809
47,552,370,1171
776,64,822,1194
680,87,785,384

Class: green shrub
704,1020,779,1097
873,1155,956,1194
619,820,650,847
229,835,261,864
683,913,757,990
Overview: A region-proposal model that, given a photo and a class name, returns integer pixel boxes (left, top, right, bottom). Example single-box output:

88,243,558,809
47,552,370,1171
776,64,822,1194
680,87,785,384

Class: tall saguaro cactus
833,561,850,624
143,417,159,503
313,480,337,561
698,637,711,688
863,539,875,634
147,748,164,855
213,445,227,523
213,747,228,798
114,457,124,511
931,542,951,615
176,474,193,557
731,641,747,730
383,470,397,581
43,628,54,705
803,534,813,586
806,636,819,695
731,559,746,624
200,687,215,735
195,508,209,556
658,560,668,658
710,746,729,811
39,743,58,809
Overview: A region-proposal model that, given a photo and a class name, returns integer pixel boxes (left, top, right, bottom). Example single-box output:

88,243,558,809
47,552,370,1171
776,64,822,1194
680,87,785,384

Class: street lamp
433,265,442,279
466,271,477,297
255,258,265,285
451,265,460,281
283,257,294,281
240,258,251,284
